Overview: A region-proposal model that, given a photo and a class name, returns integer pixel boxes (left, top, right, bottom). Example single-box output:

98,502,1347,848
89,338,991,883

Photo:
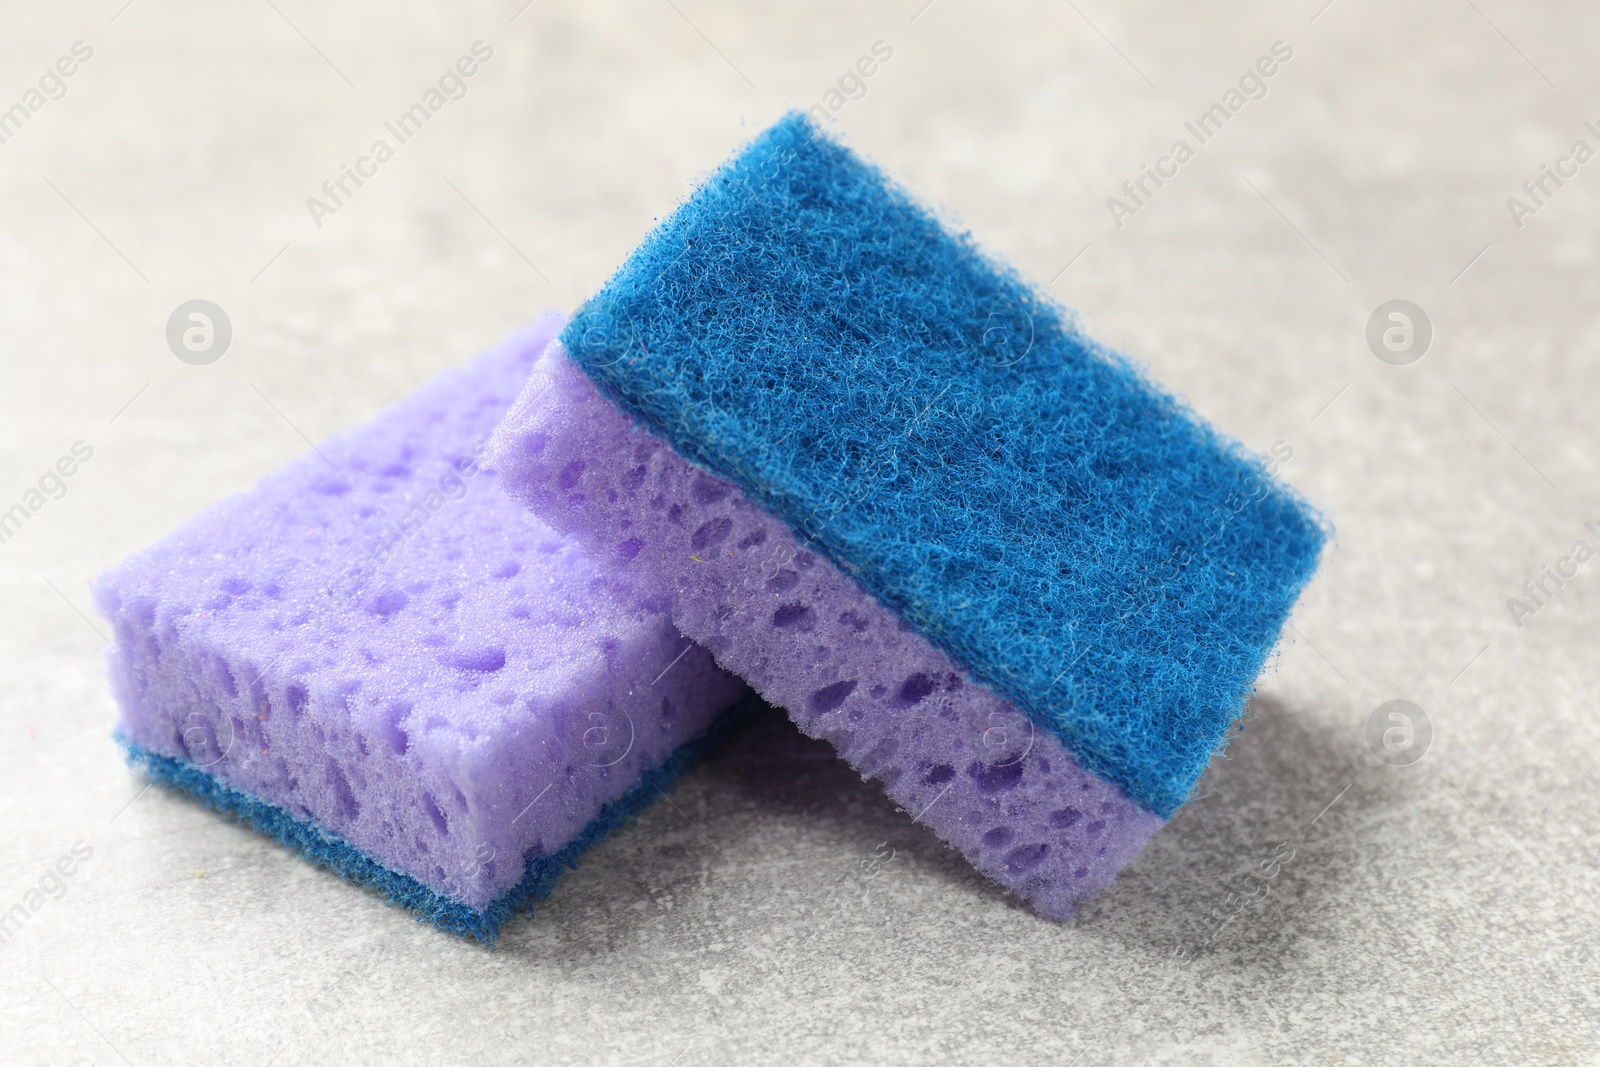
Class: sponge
95,314,748,941
488,115,1327,918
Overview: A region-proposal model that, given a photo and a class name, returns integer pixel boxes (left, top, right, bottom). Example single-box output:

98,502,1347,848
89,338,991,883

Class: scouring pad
94,314,748,941
488,114,1327,918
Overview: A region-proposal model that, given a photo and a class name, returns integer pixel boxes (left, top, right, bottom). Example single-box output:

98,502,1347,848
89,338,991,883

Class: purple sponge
94,314,747,939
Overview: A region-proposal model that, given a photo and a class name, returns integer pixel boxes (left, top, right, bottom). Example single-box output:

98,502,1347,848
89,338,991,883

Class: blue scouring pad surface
488,114,1328,918
94,314,748,942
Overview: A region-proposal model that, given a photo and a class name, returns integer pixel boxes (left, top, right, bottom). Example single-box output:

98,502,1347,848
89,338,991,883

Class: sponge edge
490,340,1165,919
118,694,750,943
94,314,748,934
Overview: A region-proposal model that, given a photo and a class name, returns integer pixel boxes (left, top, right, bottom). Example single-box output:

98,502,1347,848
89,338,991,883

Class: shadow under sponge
94,314,748,940
488,114,1328,918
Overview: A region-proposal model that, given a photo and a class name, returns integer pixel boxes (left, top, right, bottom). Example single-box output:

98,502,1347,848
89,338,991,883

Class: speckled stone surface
1,2,1596,1065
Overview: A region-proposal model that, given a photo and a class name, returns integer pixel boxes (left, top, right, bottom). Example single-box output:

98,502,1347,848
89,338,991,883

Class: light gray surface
1,2,1597,1064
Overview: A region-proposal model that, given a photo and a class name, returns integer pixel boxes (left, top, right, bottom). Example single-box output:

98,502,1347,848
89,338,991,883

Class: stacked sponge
488,114,1327,917
96,314,748,941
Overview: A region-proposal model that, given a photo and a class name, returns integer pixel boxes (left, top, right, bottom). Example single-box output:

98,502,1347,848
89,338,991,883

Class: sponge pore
94,314,747,938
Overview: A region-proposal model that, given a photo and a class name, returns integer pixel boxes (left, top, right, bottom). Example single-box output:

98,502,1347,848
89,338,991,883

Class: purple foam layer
489,340,1165,919
94,316,747,910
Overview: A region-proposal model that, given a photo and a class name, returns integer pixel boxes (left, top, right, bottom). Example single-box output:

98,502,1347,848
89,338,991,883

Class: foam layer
94,314,747,932
547,113,1326,817
490,342,1163,918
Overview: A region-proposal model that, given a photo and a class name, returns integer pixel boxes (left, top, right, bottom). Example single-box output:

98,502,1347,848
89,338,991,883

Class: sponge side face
492,345,1164,918
554,113,1326,817
94,315,747,920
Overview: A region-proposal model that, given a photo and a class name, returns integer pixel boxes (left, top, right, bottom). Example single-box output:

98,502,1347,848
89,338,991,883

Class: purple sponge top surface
94,314,746,911
490,341,1163,919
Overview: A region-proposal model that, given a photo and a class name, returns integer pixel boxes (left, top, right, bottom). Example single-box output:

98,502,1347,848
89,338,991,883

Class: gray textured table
2,2,1596,1064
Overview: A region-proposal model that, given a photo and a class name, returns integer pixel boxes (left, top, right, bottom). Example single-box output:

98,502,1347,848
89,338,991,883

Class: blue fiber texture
559,112,1328,818
117,696,752,944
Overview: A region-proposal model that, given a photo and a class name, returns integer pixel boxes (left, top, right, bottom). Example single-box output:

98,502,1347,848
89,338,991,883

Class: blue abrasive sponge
489,114,1328,918
94,315,749,941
